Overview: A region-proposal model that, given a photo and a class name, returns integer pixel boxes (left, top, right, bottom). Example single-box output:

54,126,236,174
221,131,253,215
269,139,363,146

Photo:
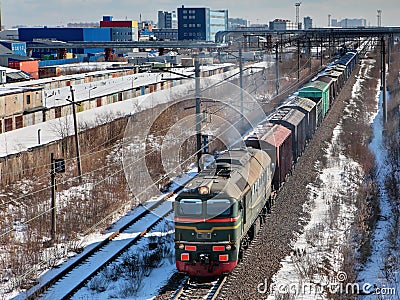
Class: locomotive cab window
178,199,202,215
206,199,232,217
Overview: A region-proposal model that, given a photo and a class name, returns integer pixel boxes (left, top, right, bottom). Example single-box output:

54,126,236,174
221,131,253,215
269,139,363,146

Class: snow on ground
72,218,176,300
357,86,400,298
266,122,362,299
266,60,373,299
10,162,197,299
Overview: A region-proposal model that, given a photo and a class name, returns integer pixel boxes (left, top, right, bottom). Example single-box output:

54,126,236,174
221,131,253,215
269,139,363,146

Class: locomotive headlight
198,186,210,195
226,245,232,251
178,244,184,249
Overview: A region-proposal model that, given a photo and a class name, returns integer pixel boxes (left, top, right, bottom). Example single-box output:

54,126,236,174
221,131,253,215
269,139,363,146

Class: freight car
174,48,360,277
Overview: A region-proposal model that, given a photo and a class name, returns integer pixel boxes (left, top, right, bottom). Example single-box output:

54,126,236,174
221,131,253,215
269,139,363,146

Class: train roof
269,107,305,127
253,123,291,147
323,69,343,78
300,80,329,92
282,96,316,113
179,148,271,200
315,75,334,84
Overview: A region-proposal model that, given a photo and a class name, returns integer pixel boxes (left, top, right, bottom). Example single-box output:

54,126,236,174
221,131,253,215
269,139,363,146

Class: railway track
24,187,181,299
171,276,226,300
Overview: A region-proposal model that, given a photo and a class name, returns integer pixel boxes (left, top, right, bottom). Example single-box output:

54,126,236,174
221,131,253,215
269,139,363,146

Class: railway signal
50,153,65,243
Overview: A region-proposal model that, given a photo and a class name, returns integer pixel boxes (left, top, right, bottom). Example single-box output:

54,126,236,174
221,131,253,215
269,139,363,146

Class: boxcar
269,108,306,161
245,123,292,190
298,80,330,120
281,96,317,141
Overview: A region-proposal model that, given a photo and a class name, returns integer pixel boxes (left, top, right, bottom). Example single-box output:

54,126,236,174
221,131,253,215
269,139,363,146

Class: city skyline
3,0,399,28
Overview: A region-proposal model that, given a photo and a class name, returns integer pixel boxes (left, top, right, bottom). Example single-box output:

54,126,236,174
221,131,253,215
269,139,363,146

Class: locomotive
174,148,273,276
174,48,359,277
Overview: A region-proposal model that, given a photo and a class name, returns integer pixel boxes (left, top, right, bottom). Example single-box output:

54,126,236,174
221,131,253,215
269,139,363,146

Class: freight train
174,49,359,277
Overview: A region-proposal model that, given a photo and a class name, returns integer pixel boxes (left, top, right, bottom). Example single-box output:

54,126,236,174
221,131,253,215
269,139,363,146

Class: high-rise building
171,11,178,29
210,10,228,41
158,11,172,29
304,16,313,29
177,6,228,41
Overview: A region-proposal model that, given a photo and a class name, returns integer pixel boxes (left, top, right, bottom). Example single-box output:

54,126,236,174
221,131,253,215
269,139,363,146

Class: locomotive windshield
206,199,232,217
177,198,233,217
178,199,202,215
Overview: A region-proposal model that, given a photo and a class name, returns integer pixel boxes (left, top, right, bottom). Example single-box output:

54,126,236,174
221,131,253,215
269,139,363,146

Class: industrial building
228,18,249,29
153,28,178,41
331,18,367,28
18,27,112,58
269,19,299,31
177,6,228,41
100,16,139,42
0,40,27,56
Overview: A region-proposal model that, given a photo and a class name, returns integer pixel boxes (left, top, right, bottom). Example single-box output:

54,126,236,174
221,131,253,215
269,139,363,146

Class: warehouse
18,27,112,58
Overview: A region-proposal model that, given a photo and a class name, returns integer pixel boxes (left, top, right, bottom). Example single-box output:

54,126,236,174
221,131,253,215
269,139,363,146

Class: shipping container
245,123,292,190
9,60,39,79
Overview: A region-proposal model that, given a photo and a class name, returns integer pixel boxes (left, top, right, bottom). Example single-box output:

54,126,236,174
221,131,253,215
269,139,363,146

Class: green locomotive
174,148,273,277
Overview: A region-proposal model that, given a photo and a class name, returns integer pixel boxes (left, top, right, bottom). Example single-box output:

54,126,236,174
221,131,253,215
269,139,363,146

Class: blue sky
3,0,399,28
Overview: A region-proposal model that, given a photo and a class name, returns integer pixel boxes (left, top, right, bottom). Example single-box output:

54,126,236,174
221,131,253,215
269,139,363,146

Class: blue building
177,6,228,41
18,27,111,58
0,40,27,56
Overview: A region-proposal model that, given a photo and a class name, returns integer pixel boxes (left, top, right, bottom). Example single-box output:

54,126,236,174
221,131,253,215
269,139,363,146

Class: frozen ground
357,86,400,298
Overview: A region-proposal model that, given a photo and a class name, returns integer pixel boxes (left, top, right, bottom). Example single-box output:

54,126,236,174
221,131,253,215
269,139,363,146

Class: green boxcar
298,80,330,118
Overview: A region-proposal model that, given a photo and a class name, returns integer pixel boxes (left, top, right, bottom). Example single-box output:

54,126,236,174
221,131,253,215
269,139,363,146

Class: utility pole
194,58,203,172
239,45,244,126
308,38,312,73
69,86,82,183
275,43,279,96
381,37,387,125
50,153,56,243
320,37,323,66
297,39,300,82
